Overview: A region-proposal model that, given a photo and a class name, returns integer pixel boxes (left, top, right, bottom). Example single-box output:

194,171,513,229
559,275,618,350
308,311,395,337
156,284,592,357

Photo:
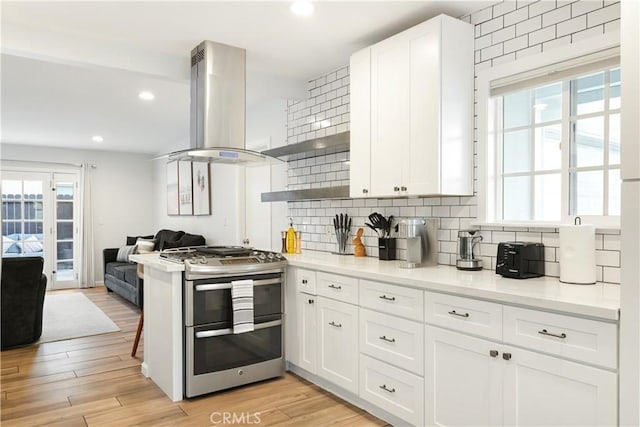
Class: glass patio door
1,170,80,289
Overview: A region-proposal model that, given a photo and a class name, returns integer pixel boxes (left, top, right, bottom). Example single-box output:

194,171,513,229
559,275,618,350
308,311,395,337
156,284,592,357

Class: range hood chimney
164,40,281,164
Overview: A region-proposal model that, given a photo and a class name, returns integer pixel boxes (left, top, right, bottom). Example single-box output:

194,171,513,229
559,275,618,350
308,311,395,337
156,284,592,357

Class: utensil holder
378,238,396,260
334,229,350,255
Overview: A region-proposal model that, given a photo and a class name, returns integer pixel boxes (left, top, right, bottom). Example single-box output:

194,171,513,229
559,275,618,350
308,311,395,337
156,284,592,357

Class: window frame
476,32,621,228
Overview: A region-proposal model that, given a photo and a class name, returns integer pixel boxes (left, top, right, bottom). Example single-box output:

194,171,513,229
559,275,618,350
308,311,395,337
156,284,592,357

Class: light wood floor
1,286,389,426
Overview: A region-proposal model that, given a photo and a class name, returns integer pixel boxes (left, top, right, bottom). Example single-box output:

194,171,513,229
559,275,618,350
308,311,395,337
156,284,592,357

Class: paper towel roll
559,223,596,284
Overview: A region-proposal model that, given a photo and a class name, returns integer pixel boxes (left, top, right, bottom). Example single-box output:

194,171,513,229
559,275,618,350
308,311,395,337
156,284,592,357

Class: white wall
0,143,154,283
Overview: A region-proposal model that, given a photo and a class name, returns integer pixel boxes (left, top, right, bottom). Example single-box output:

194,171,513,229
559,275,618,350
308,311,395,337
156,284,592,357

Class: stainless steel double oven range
161,246,287,398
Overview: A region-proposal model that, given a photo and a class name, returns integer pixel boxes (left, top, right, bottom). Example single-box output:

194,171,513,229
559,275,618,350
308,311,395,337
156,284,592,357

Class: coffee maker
398,218,437,268
456,229,483,270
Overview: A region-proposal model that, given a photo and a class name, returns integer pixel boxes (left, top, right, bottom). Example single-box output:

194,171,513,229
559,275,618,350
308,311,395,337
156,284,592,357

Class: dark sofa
103,229,205,307
1,257,48,350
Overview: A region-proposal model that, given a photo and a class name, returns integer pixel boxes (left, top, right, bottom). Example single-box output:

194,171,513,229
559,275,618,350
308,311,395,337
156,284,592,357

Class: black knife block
378,238,396,261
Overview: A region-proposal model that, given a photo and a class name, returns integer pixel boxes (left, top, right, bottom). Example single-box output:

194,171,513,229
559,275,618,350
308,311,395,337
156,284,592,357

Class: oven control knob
275,253,283,259
258,253,266,260
267,253,275,259
199,257,207,264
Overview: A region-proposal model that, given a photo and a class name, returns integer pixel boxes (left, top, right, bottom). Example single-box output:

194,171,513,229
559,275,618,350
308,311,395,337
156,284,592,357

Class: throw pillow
22,236,44,254
135,238,156,254
116,245,137,263
126,235,154,246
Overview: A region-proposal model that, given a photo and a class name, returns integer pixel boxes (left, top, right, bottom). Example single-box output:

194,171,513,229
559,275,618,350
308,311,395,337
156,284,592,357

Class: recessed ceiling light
290,1,314,17
92,135,104,143
138,91,155,101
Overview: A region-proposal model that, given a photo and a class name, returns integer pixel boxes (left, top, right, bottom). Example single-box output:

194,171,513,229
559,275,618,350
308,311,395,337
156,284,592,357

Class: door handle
194,278,279,291
362,188,369,194
447,310,470,318
393,186,400,192
302,279,308,284
308,299,314,304
538,329,567,339
489,350,499,357
502,352,512,361
400,186,407,191
379,335,396,343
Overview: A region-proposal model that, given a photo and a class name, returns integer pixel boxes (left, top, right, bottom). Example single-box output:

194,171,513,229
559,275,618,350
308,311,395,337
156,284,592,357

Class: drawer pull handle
538,329,567,339
329,321,342,328
489,350,499,358
502,352,512,361
448,310,469,318
379,295,396,301
328,284,342,290
302,279,308,284
379,335,396,343
379,384,396,393
308,299,314,304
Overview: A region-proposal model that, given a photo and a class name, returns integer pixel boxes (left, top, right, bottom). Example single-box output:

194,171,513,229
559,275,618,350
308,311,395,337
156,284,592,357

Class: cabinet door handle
302,279,308,284
379,384,396,393
393,186,400,192
329,321,342,328
538,329,567,339
448,310,470,318
328,284,342,290
489,350,499,357
362,188,369,194
502,352,512,361
400,186,407,191
379,335,396,343
308,299,314,304
378,295,396,301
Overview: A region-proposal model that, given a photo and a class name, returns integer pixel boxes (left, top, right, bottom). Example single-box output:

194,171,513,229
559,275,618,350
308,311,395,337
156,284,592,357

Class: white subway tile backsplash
286,0,620,283
557,14,587,36
572,0,604,18
529,0,557,18
571,24,603,41
587,2,620,26
516,15,542,36
504,6,530,26
542,5,571,26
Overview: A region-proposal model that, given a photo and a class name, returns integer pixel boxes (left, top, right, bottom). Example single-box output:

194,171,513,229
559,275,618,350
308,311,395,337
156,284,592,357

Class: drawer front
359,354,425,426
296,268,316,294
360,308,424,375
503,306,618,369
425,291,503,340
317,272,358,304
360,279,424,321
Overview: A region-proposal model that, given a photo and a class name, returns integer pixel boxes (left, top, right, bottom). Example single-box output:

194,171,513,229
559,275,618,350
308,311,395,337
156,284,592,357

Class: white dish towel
231,279,254,334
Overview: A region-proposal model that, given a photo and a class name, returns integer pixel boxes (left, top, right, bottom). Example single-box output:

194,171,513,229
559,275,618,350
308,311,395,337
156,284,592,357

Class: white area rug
39,292,120,344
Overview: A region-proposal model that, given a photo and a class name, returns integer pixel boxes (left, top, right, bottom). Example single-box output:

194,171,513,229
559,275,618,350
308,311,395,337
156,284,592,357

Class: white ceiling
1,1,491,155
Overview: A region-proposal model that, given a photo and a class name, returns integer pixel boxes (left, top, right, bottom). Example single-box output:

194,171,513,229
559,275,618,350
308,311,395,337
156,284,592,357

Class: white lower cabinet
316,296,359,393
297,292,317,374
426,325,618,427
425,325,503,426
359,354,424,426
503,345,617,426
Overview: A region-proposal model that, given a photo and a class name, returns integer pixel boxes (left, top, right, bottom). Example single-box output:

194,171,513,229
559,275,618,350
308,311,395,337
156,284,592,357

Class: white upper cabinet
350,14,474,197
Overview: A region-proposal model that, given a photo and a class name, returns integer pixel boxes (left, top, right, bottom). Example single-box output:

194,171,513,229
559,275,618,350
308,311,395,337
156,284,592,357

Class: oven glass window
193,284,282,325
192,323,282,375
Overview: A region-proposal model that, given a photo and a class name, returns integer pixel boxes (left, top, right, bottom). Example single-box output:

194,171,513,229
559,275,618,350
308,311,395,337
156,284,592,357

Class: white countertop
130,253,185,272
285,251,620,321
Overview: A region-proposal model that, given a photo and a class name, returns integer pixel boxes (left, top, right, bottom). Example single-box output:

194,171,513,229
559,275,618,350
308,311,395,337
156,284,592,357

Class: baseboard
286,362,410,427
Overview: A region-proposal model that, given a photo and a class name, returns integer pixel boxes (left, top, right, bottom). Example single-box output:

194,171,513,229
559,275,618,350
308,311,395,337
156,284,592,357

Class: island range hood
164,40,281,164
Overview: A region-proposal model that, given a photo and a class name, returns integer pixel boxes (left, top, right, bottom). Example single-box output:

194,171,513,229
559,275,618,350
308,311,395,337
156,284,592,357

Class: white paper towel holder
559,216,597,285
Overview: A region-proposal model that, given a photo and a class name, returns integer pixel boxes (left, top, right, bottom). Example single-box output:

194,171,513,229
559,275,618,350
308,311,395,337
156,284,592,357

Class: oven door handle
194,319,282,339
194,278,280,292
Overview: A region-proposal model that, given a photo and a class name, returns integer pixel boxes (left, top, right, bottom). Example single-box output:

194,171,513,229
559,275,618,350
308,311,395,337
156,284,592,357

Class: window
490,65,620,223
